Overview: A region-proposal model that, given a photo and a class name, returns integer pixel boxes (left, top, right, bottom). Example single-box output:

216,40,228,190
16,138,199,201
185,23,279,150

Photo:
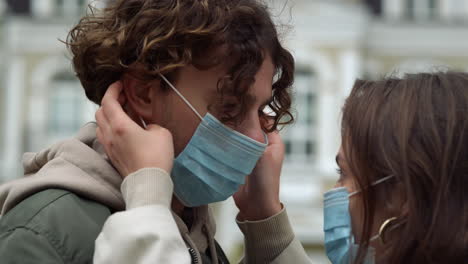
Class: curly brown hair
66,0,295,131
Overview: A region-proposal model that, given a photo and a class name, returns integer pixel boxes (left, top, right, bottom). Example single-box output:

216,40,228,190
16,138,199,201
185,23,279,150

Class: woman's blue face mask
323,175,394,264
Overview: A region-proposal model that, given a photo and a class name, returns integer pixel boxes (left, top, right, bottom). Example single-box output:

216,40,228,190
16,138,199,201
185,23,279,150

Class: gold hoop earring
378,217,398,244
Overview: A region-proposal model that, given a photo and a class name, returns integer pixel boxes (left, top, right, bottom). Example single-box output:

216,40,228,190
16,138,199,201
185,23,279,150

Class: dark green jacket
0,189,112,264
0,188,229,264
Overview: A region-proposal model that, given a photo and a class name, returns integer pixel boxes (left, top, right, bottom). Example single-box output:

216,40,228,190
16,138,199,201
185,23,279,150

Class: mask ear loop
139,74,203,130
158,73,204,121
348,174,395,197
371,174,395,186
139,116,148,129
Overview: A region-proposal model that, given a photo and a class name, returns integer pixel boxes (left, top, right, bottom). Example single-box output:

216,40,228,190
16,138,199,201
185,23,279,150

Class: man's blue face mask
323,175,395,264
140,74,268,207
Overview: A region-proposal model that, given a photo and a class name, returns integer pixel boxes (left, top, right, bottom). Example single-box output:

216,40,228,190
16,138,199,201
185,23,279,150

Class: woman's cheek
349,198,363,243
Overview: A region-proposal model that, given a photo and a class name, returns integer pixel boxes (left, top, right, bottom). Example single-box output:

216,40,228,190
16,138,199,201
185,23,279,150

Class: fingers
95,126,112,159
101,82,128,124
266,130,282,145
103,81,123,102
95,108,111,138
261,116,276,131
146,123,165,132
118,92,126,105
96,126,103,146
146,124,174,149
101,81,139,135
95,109,115,158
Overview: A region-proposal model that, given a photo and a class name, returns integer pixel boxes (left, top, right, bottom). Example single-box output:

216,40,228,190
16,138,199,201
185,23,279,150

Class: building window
6,0,31,15
47,72,84,137
406,0,437,20
365,0,383,16
282,68,317,164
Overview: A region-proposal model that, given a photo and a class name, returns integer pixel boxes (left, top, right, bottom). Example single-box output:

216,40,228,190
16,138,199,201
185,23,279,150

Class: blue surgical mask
323,175,394,264
141,74,268,207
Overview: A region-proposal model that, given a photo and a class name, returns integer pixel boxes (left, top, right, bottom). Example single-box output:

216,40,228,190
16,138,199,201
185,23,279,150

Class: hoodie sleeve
236,207,312,264
93,168,191,264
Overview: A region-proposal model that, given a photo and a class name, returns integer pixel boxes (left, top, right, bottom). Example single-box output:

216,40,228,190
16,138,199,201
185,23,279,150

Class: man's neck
171,196,197,229
171,195,191,221
171,195,186,217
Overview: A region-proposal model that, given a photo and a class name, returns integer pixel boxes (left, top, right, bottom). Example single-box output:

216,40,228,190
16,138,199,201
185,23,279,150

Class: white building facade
1,0,468,262
0,0,99,182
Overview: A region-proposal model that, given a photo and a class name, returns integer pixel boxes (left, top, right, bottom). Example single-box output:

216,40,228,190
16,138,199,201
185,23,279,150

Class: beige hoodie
0,122,124,215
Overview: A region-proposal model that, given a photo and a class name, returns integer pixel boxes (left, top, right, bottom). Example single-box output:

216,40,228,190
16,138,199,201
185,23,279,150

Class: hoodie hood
0,122,125,216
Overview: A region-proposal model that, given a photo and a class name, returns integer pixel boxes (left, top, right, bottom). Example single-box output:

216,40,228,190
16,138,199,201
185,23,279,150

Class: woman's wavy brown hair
342,72,468,263
66,0,294,131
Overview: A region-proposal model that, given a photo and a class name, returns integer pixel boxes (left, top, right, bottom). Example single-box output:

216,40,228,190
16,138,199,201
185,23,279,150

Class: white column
440,0,451,20
3,57,25,181
339,49,361,96
309,52,342,179
32,0,55,18
0,0,6,17
316,83,340,177
317,48,361,178
28,95,48,151
383,0,405,20
463,0,468,18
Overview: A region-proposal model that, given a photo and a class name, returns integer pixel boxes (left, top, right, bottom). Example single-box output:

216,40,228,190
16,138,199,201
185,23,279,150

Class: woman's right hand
95,81,174,178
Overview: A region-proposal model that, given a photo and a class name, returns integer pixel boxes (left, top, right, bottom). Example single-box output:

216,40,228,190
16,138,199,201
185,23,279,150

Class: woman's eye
336,168,345,179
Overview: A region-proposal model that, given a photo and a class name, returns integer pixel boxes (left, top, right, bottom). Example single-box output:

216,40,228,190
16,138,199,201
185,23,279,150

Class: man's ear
121,74,159,120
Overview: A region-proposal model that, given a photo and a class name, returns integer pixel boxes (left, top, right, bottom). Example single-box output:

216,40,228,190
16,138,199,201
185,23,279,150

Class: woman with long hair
326,72,468,264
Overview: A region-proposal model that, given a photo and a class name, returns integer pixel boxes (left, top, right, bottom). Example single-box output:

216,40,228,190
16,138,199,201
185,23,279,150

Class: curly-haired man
0,1,311,263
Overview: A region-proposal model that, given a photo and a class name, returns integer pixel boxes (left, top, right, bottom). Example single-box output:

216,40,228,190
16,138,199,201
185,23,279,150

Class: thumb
266,130,282,145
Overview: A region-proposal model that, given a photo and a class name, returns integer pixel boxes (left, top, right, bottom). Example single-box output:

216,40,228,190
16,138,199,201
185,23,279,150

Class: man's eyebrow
262,97,273,106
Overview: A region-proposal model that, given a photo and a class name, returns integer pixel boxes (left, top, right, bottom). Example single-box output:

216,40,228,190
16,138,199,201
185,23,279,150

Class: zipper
188,247,199,264
184,232,202,264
